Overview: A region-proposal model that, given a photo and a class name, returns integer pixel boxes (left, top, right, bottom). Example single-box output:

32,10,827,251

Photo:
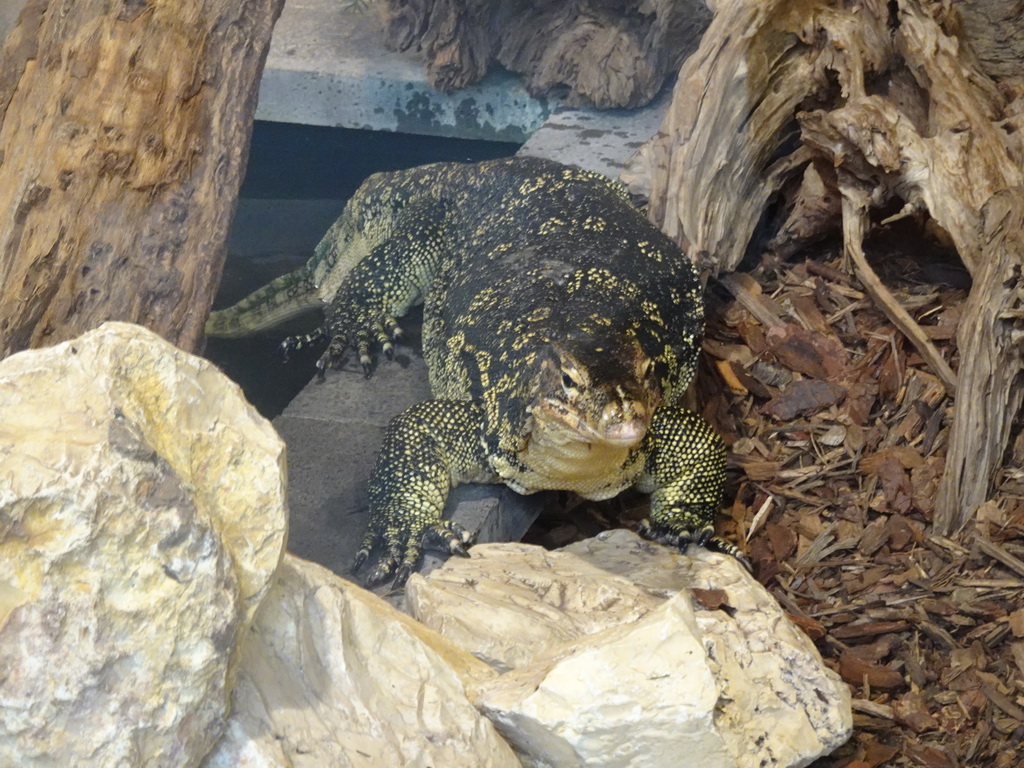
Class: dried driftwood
0,0,284,357
959,0,1024,82
628,0,1024,535
379,0,711,108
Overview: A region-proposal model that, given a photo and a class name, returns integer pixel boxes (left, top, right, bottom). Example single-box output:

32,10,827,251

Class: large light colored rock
405,542,664,672
0,322,287,768
480,592,733,768
409,530,852,768
203,554,520,768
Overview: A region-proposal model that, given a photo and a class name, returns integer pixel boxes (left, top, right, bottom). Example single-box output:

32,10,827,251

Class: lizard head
530,338,660,448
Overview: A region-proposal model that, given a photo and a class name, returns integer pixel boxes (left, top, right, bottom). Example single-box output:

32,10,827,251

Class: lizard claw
280,338,295,363
352,546,369,572
392,563,414,589
281,326,327,363
700,531,754,573
315,353,329,382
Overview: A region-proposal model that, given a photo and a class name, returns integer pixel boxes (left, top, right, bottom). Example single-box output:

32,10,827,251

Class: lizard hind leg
318,200,447,375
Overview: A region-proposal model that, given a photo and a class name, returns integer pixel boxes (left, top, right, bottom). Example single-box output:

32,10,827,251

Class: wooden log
797,2,1024,534
0,0,285,357
624,0,836,274
939,191,1024,533
380,0,711,108
959,0,1024,82
628,0,1024,534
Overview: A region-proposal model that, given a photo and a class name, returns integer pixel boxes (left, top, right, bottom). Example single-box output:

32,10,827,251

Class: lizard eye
561,372,577,392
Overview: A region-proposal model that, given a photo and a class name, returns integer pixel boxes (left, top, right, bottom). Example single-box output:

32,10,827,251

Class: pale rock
479,592,732,768
405,542,663,671
0,322,287,768
410,530,852,768
202,554,520,768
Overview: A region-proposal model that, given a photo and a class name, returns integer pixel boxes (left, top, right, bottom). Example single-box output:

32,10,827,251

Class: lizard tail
205,268,320,338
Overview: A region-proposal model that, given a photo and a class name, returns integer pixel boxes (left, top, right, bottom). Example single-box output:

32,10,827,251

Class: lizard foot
637,519,752,572
354,519,474,589
316,315,405,378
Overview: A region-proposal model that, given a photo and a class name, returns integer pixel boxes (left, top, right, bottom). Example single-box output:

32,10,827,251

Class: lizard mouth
536,396,649,447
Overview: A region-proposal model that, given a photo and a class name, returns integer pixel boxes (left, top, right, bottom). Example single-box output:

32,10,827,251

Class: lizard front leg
633,407,748,567
354,399,496,587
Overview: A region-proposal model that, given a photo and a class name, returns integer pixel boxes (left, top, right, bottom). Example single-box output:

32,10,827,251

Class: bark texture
380,0,711,108
0,0,284,357
626,0,1024,534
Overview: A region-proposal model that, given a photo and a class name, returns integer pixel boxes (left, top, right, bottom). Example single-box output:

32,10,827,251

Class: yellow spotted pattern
206,156,734,583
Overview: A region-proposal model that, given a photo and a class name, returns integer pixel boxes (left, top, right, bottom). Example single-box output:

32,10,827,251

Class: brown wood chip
833,621,912,640
765,323,850,380
840,651,906,689
893,690,938,733
691,587,729,611
764,379,846,420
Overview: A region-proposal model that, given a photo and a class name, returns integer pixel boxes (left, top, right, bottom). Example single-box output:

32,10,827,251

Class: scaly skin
206,156,744,585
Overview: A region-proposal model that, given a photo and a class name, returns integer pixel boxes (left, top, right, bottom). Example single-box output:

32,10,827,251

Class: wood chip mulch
528,226,1024,767
709,232,1024,767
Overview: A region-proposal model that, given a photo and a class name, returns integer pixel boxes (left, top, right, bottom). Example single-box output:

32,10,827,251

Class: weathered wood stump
0,0,284,357
625,0,1024,534
380,0,711,108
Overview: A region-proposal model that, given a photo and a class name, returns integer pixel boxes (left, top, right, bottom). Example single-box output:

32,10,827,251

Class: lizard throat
501,400,648,499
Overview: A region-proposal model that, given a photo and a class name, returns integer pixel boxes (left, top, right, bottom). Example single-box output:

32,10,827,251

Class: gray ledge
257,2,552,143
